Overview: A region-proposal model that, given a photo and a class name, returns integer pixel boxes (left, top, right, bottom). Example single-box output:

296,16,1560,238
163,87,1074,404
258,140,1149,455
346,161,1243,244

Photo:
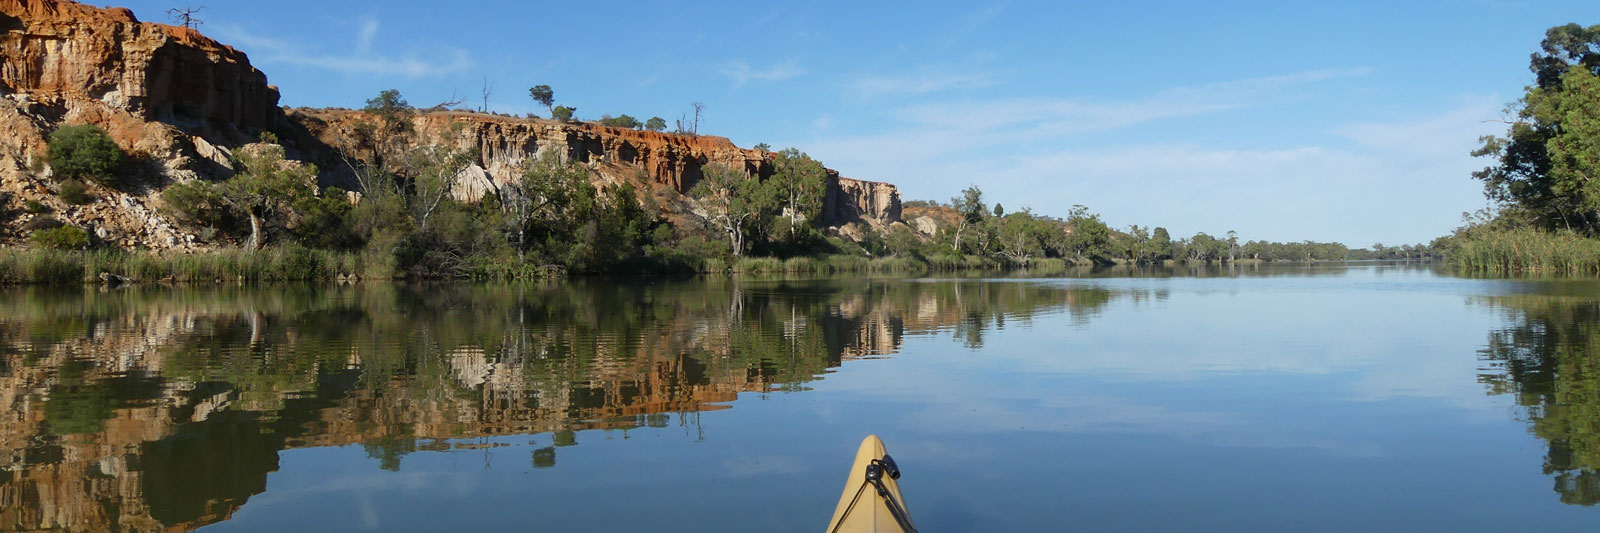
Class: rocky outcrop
825,173,901,226
0,0,281,136
0,0,289,249
0,0,900,250
292,109,902,226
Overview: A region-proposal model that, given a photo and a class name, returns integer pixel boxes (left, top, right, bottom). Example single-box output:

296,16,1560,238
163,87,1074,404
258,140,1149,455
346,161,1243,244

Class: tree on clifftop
551,106,576,122
1474,23,1600,233
644,116,667,132
529,85,554,116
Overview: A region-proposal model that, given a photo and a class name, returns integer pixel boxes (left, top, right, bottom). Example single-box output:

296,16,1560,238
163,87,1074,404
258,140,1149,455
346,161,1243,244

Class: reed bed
1453,227,1600,274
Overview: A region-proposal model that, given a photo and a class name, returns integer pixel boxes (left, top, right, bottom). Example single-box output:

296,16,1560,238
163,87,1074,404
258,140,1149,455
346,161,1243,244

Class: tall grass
0,246,380,285
726,254,931,275
1453,227,1600,274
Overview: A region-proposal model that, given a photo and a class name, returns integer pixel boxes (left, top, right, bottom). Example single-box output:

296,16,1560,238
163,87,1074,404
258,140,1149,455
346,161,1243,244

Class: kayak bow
825,435,917,533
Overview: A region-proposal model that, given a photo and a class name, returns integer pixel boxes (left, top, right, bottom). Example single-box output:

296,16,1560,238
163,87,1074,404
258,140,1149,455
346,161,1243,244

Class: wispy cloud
719,59,805,87
790,70,1493,244
356,17,379,54
945,0,1012,45
212,20,471,78
849,69,1000,97
886,67,1374,133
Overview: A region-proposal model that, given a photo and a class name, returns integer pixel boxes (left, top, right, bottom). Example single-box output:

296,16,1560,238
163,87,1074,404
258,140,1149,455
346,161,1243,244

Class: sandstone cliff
0,0,901,251
291,109,902,228
0,0,285,249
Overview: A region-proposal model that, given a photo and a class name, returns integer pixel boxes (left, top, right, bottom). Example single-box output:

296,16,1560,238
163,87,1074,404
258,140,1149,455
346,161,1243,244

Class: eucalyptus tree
1473,23,1600,233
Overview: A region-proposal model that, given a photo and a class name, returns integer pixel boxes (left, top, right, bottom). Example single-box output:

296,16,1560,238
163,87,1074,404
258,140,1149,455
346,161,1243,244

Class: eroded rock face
0,0,900,250
0,0,289,250
0,0,281,135
292,109,903,226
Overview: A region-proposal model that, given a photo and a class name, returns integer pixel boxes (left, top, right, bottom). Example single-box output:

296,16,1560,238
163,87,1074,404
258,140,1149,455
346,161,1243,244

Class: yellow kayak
825,435,917,532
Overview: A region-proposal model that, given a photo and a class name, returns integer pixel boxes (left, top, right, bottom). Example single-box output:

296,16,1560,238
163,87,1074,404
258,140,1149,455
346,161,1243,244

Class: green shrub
47,124,124,184
30,225,89,250
58,180,91,205
23,200,48,214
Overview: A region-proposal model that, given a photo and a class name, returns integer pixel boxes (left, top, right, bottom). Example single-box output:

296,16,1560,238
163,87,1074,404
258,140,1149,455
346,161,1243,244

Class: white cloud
213,21,471,78
356,17,379,54
849,70,1000,98
790,69,1497,245
719,59,805,87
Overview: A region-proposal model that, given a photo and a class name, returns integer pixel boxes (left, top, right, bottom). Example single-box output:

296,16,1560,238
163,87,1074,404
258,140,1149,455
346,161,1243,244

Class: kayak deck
825,435,915,533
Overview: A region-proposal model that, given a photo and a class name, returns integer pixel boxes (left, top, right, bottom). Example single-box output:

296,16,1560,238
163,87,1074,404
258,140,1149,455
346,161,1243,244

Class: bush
23,200,48,213
58,180,91,205
47,124,124,184
21,216,63,232
30,225,89,250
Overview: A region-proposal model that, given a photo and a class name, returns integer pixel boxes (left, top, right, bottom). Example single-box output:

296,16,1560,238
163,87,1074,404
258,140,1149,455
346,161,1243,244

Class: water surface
2,264,1599,531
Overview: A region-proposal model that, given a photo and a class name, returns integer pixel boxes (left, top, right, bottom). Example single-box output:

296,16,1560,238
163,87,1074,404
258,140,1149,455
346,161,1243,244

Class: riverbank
0,246,1019,285
1447,227,1600,274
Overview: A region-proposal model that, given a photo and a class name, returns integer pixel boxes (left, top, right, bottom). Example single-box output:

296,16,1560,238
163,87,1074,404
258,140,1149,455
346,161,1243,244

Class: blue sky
118,0,1600,245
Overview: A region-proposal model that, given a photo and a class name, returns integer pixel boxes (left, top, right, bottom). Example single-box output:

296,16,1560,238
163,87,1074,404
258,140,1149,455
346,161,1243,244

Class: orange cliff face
0,0,281,135
0,0,900,249
291,109,904,227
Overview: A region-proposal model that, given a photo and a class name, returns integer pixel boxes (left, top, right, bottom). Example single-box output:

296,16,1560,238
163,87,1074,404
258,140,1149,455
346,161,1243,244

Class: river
1,263,1598,531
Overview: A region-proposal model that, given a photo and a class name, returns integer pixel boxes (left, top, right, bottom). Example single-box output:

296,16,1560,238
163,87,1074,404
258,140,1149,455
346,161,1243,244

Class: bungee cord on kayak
827,436,917,533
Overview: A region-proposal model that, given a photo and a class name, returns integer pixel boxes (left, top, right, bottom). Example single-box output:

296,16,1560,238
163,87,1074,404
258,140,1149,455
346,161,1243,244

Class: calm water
3,264,1600,531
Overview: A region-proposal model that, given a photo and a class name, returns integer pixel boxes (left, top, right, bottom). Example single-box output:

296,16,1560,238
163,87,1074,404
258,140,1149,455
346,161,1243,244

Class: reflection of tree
0,278,1132,530
1479,295,1600,505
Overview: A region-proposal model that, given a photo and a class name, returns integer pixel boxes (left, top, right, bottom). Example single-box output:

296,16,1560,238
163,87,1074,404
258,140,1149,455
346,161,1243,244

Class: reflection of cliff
0,280,1124,531
1478,295,1600,506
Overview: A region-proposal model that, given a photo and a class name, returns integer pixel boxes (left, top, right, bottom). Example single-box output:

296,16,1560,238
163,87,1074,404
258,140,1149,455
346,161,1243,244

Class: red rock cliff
0,0,280,133
292,109,903,226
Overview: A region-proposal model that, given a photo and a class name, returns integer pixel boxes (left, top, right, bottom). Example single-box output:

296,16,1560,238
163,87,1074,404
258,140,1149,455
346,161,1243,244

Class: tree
551,106,576,122
1145,227,1173,262
529,84,554,115
644,116,667,132
950,185,986,253
480,76,494,113
362,89,414,172
1062,205,1110,263
47,125,123,184
507,151,592,260
994,211,1051,266
166,6,205,29
398,139,475,232
599,114,642,128
691,164,766,256
770,148,828,238
1474,24,1600,233
217,145,318,250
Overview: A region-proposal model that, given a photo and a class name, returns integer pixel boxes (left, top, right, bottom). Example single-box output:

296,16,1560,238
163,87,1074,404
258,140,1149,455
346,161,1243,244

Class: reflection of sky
210,266,1600,532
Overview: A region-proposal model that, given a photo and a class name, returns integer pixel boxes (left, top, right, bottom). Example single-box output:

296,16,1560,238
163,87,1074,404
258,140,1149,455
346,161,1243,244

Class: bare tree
166,6,205,29
691,101,705,135
426,91,465,112
480,76,494,114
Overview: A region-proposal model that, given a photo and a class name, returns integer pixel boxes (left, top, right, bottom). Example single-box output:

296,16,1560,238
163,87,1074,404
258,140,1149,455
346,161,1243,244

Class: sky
115,0,1600,245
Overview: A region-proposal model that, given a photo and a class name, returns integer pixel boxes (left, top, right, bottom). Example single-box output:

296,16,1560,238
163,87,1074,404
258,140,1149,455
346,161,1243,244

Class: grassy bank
0,245,1090,285
0,246,379,284
1450,227,1600,274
